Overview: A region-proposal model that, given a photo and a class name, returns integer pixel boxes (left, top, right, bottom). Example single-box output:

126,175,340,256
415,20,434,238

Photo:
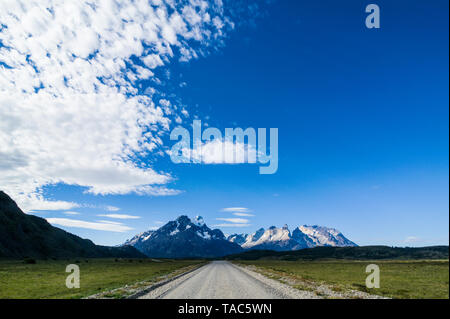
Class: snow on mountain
193,216,205,227
228,224,356,251
125,217,357,257
242,225,293,249
123,229,155,246
123,215,242,258
240,228,265,246
297,225,356,247
227,233,249,245
291,227,315,248
197,230,211,240
169,229,179,236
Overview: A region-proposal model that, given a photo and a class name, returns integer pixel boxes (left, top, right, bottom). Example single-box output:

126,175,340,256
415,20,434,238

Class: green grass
237,259,449,299
0,258,203,299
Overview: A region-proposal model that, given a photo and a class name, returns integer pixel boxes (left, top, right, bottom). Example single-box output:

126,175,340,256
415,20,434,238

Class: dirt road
139,260,319,299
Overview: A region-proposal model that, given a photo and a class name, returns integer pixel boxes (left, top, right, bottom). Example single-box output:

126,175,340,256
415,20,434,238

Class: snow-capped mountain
239,225,302,251
124,216,357,257
227,224,356,251
296,225,356,247
227,233,250,246
123,215,242,258
123,229,155,251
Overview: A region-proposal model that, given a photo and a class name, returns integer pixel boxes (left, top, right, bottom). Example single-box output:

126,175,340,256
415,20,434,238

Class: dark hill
0,191,144,259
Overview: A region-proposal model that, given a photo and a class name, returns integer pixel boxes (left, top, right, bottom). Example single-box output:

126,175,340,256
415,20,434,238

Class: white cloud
221,207,252,213
96,220,125,225
63,211,81,216
220,207,254,216
216,217,249,224
97,214,141,220
0,0,232,212
215,207,254,226
23,196,80,212
46,217,133,232
105,206,120,212
212,223,250,228
232,212,255,217
181,139,258,164
181,108,189,117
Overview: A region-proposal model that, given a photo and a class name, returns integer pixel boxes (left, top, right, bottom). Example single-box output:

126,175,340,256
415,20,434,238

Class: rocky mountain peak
124,216,357,258
193,215,205,226
233,224,356,251
123,215,242,258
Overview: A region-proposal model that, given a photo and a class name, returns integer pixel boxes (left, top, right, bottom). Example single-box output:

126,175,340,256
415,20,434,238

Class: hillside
224,245,449,261
0,191,145,259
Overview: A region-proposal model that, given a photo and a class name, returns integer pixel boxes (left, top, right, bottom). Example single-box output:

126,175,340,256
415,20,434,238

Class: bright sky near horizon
1,0,448,247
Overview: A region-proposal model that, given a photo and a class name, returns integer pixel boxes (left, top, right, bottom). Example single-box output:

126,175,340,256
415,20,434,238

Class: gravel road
139,260,319,299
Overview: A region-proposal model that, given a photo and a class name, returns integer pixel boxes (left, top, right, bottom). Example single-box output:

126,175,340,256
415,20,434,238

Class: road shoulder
234,262,388,299
229,262,321,299
86,262,207,299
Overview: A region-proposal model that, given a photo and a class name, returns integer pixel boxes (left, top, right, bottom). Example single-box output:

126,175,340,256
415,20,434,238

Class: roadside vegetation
0,258,203,299
226,246,449,261
236,259,449,299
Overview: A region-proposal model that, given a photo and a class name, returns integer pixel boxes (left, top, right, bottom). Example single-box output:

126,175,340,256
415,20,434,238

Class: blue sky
1,0,448,247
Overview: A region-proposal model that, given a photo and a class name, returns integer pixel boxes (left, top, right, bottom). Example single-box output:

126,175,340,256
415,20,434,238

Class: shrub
23,258,36,264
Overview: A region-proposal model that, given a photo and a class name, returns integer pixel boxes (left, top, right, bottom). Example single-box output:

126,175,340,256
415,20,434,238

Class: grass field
236,259,449,299
0,258,203,299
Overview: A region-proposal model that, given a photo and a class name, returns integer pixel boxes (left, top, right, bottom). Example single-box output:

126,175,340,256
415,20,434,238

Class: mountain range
228,224,356,251
123,215,243,258
0,191,144,259
0,190,357,259
124,216,357,258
